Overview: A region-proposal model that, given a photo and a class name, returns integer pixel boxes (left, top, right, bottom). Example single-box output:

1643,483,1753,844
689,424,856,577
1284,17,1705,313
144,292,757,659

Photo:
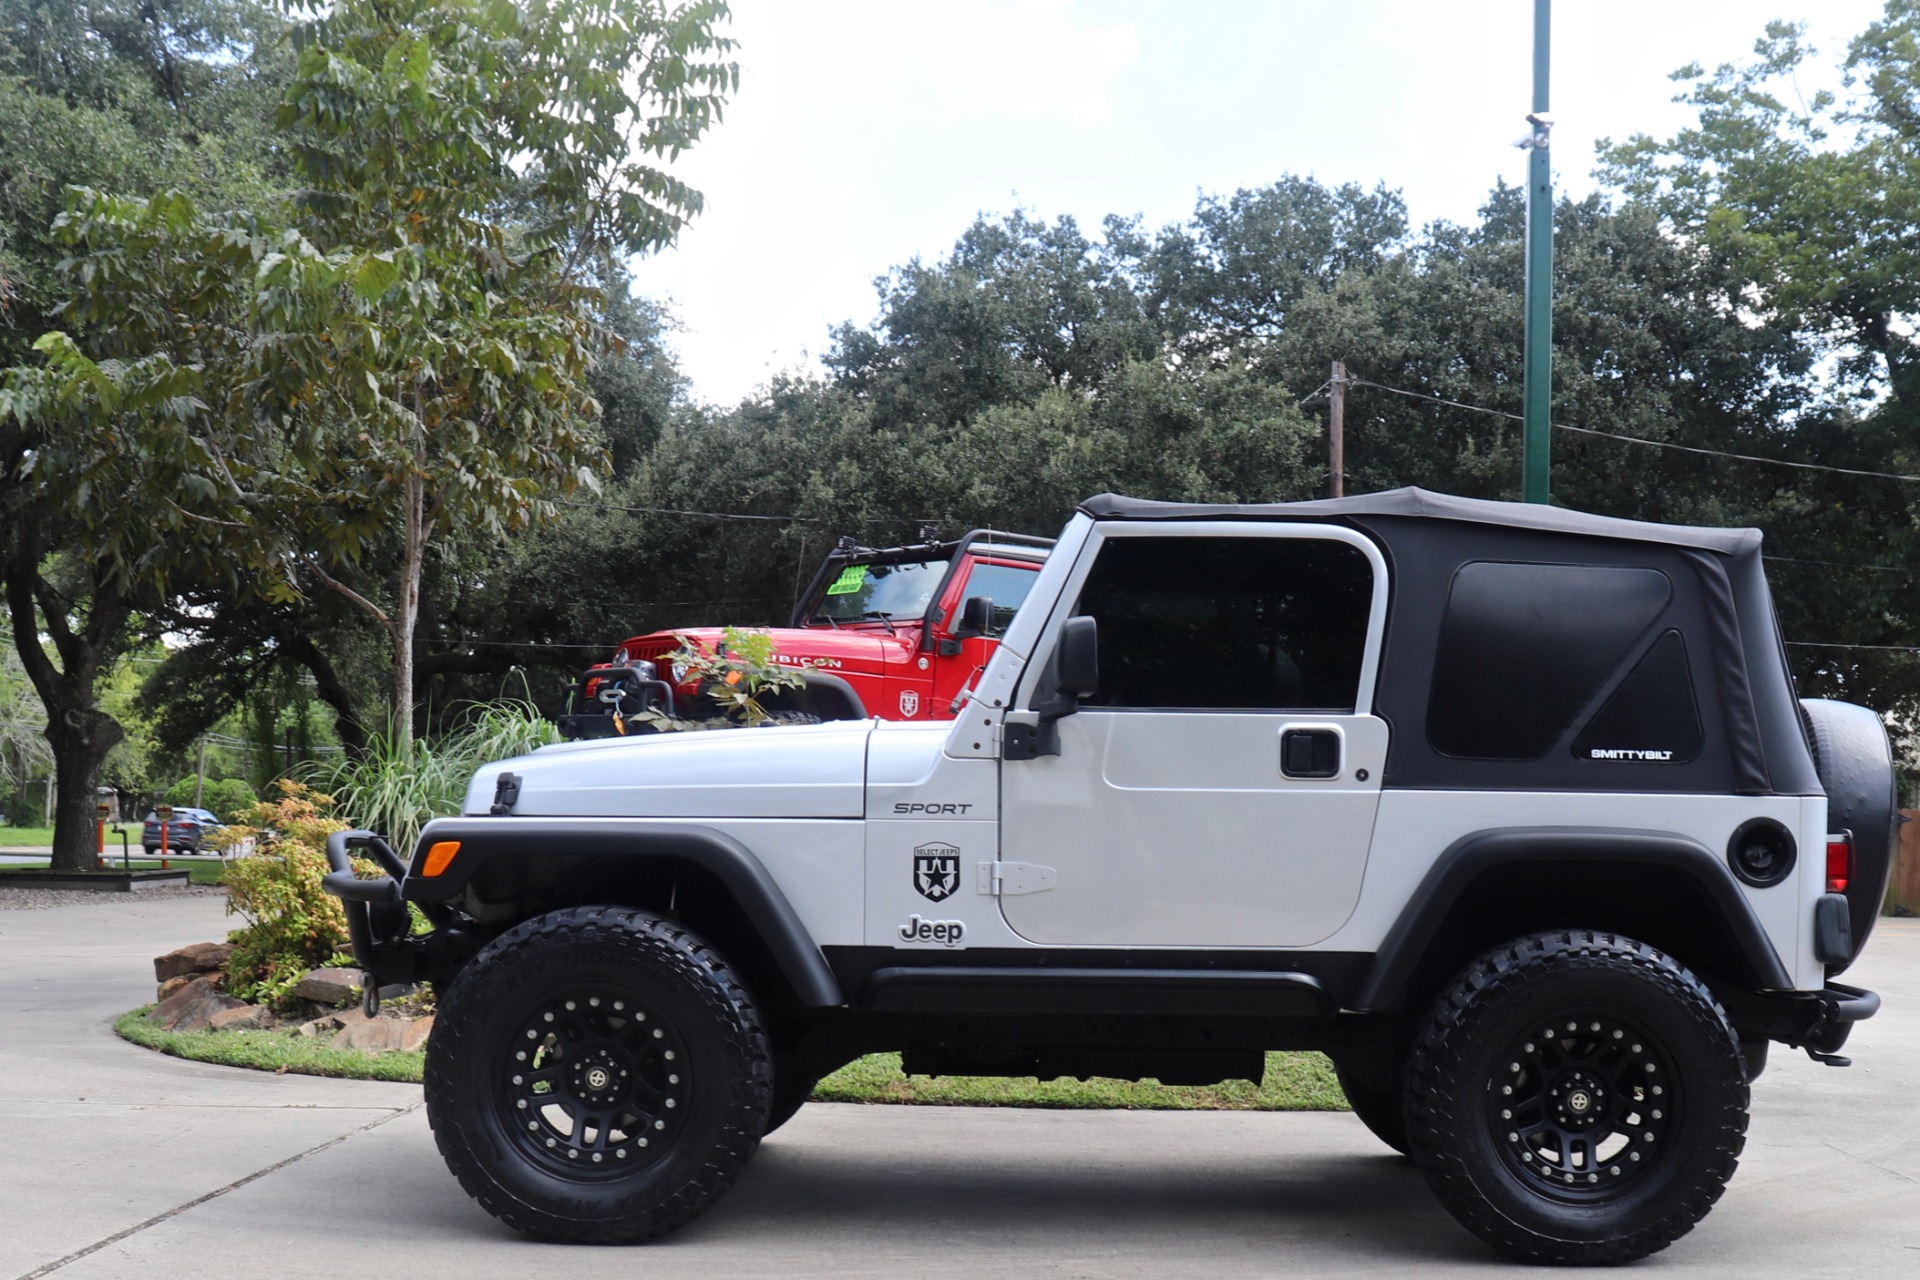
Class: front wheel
1405,930,1748,1265
424,906,772,1243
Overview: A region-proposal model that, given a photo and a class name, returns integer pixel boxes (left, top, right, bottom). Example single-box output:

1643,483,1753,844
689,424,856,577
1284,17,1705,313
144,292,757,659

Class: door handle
1280,728,1342,779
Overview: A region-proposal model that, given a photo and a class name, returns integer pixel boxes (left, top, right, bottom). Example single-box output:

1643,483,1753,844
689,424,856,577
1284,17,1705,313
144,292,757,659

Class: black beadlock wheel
1405,931,1748,1265
424,906,772,1243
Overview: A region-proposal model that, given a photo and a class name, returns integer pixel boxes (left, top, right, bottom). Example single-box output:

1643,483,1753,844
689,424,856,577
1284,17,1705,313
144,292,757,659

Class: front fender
403,817,845,1009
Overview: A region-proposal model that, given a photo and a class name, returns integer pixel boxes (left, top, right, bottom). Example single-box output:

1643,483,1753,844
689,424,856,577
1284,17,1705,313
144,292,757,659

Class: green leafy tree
266,0,735,750
1,0,735,868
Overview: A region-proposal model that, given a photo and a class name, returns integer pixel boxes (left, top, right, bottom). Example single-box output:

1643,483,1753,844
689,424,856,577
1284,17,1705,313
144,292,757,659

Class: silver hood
462,720,875,820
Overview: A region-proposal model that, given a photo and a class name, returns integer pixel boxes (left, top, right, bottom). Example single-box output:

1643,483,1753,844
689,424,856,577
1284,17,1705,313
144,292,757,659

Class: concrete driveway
3,894,1916,1280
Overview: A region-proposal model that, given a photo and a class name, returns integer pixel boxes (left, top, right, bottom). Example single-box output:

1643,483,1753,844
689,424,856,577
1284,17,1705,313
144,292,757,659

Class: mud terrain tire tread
1404,930,1748,1265
424,905,772,1243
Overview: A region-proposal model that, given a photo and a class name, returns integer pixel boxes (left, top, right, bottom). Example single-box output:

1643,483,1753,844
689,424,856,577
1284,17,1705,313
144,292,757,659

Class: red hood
612,624,923,681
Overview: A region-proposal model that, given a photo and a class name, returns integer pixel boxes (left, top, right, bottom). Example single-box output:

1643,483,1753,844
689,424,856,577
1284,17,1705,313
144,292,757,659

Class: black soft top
1078,486,1815,799
1079,488,1761,560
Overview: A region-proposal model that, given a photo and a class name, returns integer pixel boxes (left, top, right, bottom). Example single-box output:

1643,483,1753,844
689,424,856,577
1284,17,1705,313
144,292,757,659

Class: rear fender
1352,827,1793,1011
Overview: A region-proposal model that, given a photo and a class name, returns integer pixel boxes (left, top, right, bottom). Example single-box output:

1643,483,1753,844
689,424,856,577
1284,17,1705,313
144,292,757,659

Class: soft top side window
1071,535,1373,711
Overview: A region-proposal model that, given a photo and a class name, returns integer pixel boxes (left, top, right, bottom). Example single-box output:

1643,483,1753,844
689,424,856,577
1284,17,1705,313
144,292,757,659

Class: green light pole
1522,0,1553,504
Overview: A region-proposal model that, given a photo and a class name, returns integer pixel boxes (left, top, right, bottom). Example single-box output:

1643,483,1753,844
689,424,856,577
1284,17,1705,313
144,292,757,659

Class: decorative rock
292,1014,344,1038
156,974,197,1003
151,975,220,1023
333,1018,412,1052
209,1004,275,1032
153,942,235,983
170,995,247,1032
291,968,362,1006
151,976,246,1031
399,1015,435,1052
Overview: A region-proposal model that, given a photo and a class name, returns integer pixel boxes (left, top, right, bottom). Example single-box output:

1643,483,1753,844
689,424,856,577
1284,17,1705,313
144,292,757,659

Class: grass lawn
113,1007,1350,1113
815,1051,1347,1110
116,1009,425,1081
0,858,228,885
0,826,55,846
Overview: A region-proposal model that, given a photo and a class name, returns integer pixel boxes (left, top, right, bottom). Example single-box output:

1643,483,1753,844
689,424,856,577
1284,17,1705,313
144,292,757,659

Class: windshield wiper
862,610,898,635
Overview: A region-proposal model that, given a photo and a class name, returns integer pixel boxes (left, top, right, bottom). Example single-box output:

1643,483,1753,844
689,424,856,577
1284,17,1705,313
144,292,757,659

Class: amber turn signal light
420,840,461,877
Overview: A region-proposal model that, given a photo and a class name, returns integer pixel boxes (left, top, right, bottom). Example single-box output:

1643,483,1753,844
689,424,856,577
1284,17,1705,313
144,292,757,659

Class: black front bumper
322,830,474,989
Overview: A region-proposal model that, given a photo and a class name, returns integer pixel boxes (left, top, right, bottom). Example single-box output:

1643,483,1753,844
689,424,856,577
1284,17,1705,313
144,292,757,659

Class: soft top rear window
1427,562,1671,760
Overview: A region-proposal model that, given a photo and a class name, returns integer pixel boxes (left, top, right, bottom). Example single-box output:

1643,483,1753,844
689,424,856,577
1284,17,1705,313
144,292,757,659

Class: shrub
219,782,367,1009
313,699,558,854
635,626,806,731
164,776,261,823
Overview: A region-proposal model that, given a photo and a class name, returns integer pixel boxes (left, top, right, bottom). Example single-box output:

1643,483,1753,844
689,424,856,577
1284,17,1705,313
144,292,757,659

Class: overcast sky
627,1,1889,405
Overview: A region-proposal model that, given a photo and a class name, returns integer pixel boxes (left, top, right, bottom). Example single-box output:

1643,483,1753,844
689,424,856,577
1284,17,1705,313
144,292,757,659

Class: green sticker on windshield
826,565,867,595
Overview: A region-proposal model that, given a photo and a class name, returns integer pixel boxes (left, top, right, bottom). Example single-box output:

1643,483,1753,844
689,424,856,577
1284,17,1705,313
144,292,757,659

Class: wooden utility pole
1329,360,1347,499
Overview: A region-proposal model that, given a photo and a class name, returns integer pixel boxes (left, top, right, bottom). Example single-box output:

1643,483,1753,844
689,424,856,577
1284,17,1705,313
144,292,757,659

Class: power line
555,498,930,526
1344,377,1920,486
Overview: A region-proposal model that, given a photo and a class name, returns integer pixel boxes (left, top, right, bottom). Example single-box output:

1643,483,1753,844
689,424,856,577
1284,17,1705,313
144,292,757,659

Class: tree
1597,1,1920,720
267,0,736,749
0,0,290,870
0,0,737,867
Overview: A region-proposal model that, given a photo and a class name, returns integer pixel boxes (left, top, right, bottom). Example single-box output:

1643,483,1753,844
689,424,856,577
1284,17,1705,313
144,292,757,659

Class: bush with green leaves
218,782,364,1009
313,700,559,855
163,776,260,823
636,627,807,731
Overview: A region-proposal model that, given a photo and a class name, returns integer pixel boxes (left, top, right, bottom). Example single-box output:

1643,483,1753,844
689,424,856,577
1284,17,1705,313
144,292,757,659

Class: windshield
809,557,951,623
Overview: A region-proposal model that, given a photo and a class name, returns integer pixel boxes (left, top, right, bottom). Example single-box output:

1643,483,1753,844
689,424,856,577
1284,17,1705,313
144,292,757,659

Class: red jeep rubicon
557,528,1053,737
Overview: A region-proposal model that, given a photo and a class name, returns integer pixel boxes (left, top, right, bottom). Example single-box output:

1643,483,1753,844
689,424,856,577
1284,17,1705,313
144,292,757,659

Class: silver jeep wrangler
327,488,1893,1264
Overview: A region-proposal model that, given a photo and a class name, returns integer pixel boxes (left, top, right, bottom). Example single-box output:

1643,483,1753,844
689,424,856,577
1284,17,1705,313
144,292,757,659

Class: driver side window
1072,535,1373,712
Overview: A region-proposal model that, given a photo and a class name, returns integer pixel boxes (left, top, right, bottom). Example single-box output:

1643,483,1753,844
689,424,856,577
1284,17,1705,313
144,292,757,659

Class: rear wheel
424,906,772,1243
1405,930,1747,1265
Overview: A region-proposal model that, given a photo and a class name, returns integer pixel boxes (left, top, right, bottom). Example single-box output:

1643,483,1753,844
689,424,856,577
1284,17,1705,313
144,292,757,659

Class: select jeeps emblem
913,842,961,901
899,690,921,717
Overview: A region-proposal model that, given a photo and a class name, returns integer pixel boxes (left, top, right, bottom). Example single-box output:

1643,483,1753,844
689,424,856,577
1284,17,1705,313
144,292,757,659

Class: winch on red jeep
557,528,1053,737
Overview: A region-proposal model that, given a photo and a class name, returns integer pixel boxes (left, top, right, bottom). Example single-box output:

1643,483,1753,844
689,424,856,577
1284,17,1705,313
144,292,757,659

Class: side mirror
957,595,995,637
1007,616,1100,759
1044,616,1099,715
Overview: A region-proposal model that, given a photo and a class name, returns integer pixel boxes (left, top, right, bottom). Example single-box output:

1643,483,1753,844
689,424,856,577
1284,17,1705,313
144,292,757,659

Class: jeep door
996,523,1389,948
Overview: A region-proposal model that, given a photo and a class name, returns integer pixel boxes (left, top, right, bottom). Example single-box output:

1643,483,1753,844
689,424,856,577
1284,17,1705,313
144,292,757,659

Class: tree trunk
5,557,131,873
393,465,425,752
43,707,122,871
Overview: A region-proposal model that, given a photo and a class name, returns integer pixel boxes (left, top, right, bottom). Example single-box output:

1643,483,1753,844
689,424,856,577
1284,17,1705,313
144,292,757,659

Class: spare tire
1800,698,1901,975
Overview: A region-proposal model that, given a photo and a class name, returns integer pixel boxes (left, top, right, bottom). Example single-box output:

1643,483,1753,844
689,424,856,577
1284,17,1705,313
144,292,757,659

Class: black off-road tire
1405,930,1748,1265
1334,1061,1410,1156
424,906,773,1243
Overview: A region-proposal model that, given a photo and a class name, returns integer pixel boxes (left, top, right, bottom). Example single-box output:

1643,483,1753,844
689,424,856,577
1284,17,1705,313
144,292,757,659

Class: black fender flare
402,818,844,1009
1351,826,1793,1011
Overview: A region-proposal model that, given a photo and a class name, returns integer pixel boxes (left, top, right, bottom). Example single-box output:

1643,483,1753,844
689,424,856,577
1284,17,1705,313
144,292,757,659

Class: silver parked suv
326,488,1893,1264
